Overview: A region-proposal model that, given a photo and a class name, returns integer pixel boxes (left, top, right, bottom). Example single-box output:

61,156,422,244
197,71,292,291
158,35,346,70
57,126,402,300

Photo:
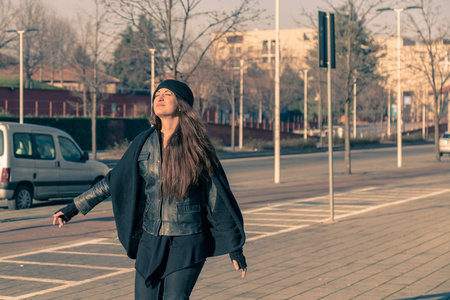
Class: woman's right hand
53,211,68,228
52,203,79,228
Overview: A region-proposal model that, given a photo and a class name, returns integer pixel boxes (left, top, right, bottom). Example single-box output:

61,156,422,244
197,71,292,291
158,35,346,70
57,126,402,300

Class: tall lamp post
6,29,38,124
303,69,308,140
149,48,156,112
377,6,421,168
353,75,356,138
239,59,244,150
274,0,280,183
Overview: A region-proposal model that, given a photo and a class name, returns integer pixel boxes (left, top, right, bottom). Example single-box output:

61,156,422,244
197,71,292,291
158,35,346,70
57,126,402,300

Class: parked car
439,131,450,157
0,122,109,210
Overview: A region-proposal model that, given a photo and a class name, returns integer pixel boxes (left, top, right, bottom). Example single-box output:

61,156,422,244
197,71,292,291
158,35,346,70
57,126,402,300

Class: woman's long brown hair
150,99,218,200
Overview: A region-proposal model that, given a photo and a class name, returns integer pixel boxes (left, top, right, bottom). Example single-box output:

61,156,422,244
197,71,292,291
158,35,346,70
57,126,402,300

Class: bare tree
0,0,15,51
68,0,112,158
46,17,75,86
301,0,388,174
12,0,47,87
188,57,221,118
405,0,450,161
101,0,262,80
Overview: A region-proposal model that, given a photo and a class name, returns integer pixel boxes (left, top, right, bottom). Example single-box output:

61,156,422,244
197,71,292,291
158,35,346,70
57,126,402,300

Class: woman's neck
160,116,179,148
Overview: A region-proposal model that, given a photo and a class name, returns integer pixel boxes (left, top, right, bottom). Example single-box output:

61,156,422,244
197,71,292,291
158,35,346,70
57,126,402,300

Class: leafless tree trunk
68,0,111,156
406,0,450,162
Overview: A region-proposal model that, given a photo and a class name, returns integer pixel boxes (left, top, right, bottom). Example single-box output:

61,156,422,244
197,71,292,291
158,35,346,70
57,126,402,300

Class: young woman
53,79,247,299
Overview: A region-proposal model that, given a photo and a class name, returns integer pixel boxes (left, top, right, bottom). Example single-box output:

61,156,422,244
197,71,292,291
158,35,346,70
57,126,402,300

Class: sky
41,0,450,36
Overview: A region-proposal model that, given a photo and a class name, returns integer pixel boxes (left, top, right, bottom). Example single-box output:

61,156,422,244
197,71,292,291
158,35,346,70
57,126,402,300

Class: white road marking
251,212,329,217
0,238,134,300
1,260,130,271
244,223,295,228
0,238,108,261
13,269,134,300
333,189,450,221
244,188,449,242
51,250,126,257
0,275,75,284
244,217,318,222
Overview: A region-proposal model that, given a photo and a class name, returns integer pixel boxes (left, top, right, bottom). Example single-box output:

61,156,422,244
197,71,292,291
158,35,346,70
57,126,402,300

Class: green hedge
0,116,151,151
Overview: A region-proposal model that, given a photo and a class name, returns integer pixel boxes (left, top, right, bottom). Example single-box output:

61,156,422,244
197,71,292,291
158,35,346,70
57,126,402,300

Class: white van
0,122,109,210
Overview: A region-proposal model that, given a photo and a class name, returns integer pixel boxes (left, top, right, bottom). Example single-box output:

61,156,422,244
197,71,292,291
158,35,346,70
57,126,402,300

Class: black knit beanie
153,79,194,107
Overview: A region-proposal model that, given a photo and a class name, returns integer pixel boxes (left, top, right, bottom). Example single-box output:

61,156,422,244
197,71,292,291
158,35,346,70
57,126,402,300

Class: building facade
376,37,450,124
211,28,316,71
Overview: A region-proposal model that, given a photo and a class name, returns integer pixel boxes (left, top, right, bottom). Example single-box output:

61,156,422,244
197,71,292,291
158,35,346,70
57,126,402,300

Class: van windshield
0,131,3,156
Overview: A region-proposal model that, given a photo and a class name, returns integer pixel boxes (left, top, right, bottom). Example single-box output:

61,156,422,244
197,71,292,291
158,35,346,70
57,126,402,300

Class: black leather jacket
75,129,213,236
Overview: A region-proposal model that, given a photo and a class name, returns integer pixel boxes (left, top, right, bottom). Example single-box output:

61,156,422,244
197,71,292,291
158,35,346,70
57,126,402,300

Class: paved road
0,145,449,299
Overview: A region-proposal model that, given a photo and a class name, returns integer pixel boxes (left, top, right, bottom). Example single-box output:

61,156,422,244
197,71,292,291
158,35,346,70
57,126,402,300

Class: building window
227,35,243,44
262,40,268,52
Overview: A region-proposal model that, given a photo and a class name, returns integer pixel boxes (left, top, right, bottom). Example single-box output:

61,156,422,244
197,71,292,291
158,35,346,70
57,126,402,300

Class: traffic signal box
318,11,336,69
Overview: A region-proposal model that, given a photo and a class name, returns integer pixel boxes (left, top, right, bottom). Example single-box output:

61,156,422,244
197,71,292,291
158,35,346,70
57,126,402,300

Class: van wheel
9,185,33,210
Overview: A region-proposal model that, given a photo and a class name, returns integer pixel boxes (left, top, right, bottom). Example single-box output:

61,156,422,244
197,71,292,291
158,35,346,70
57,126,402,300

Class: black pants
135,261,205,300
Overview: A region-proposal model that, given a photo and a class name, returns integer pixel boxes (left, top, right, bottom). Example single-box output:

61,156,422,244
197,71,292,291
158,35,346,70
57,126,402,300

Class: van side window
59,136,82,162
14,133,33,158
35,134,56,160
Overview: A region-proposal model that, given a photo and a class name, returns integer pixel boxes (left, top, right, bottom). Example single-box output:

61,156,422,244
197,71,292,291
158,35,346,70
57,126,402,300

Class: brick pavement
191,190,449,300
15,184,449,300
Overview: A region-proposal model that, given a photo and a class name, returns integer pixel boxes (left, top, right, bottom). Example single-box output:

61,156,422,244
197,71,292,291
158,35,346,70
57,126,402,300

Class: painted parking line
0,239,134,300
244,187,449,242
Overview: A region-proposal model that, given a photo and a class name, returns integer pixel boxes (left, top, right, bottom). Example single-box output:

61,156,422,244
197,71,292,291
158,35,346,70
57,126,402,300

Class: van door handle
55,161,60,167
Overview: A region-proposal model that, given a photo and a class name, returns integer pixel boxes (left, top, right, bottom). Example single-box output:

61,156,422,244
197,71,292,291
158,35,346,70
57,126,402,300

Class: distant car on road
0,122,109,210
439,131,450,157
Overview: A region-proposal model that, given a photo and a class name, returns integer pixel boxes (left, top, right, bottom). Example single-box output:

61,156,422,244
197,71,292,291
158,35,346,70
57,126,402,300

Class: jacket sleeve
205,175,245,256
74,177,111,215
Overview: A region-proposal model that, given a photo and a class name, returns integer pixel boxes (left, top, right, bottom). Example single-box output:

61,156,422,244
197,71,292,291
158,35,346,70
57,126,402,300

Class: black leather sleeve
74,178,111,215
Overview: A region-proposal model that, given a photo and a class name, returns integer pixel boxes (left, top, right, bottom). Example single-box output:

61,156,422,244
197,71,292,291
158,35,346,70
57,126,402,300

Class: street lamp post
239,59,244,150
377,6,421,168
274,0,280,184
6,29,38,124
387,86,391,138
149,48,156,112
353,75,356,138
303,69,308,140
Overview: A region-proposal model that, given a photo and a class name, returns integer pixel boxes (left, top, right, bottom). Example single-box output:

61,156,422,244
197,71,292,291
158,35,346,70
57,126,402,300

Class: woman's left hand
233,260,247,278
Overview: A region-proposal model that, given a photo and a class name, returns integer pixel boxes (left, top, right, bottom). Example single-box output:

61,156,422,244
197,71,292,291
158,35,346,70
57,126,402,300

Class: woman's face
153,88,180,119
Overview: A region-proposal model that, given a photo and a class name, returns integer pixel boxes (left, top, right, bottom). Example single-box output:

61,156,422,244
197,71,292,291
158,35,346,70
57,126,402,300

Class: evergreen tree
112,15,164,93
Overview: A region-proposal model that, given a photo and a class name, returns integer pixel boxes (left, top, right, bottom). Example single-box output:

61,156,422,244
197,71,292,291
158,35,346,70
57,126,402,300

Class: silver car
0,122,109,210
439,131,450,157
